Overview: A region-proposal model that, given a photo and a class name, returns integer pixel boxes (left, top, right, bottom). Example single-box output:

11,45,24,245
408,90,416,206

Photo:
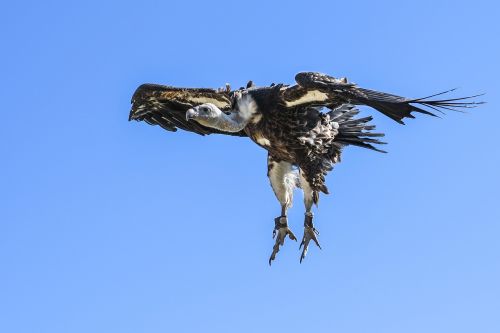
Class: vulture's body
129,72,481,264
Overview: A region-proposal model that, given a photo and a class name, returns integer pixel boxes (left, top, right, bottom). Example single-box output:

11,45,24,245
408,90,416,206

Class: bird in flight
129,72,482,264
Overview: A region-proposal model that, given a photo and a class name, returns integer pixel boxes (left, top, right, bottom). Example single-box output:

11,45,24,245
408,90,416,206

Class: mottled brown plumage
129,72,482,264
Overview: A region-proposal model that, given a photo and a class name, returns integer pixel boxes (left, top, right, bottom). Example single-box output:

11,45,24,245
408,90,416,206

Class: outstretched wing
281,72,483,124
129,83,247,136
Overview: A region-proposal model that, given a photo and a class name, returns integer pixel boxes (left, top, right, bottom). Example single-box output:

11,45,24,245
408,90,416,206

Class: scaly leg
269,206,297,265
299,169,322,263
267,155,298,265
300,212,321,263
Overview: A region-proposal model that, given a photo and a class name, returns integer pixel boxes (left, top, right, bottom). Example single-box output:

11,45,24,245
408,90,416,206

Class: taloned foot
269,216,297,265
299,212,321,263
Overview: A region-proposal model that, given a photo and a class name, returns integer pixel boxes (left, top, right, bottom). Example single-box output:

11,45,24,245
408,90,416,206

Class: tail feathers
355,88,484,124
329,105,387,153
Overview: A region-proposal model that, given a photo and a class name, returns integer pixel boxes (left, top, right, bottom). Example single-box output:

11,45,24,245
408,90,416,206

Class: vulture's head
186,103,223,128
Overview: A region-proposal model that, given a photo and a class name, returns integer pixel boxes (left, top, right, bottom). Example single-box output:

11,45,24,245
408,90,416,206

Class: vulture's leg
267,155,298,265
299,169,322,263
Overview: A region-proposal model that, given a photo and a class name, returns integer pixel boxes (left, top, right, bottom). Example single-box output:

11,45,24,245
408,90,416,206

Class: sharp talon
311,229,321,248
268,216,296,264
299,224,321,263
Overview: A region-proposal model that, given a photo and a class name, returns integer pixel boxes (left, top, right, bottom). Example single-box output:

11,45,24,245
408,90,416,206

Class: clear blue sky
1,1,499,332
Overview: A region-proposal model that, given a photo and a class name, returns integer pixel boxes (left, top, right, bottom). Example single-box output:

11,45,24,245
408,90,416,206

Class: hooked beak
186,108,198,121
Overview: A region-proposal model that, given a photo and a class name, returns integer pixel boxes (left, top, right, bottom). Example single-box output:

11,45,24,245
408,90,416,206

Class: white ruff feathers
236,93,258,122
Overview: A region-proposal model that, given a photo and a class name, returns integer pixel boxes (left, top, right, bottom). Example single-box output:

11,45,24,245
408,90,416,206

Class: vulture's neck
213,112,252,132
212,95,258,133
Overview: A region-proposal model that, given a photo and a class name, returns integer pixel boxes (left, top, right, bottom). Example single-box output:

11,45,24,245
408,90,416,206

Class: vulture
129,72,482,264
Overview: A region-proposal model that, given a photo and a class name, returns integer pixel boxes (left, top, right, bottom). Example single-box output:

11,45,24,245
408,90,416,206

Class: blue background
1,1,499,332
